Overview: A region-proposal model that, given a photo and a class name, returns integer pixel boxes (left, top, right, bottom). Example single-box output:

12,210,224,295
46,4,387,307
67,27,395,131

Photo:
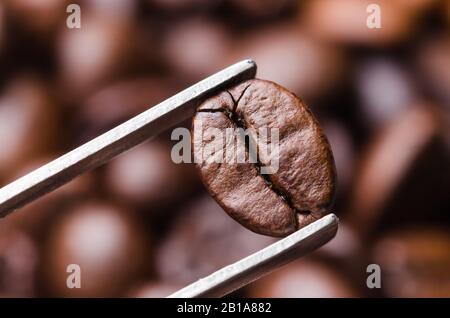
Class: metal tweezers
0,60,338,298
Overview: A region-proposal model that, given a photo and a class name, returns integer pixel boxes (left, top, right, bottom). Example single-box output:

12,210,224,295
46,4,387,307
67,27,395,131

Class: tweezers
0,59,338,298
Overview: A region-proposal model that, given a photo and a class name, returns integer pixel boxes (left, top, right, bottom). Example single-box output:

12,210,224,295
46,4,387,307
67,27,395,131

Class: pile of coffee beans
0,0,449,297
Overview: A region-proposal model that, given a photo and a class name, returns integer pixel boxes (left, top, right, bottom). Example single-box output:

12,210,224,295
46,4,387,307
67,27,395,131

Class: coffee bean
156,195,274,284
0,3,4,55
348,105,449,237
446,0,450,25
1,156,94,237
319,221,361,261
302,0,417,46
42,202,151,297
355,58,417,131
0,228,38,297
226,0,297,21
322,120,355,196
5,0,69,39
57,15,145,98
129,281,181,298
77,77,181,141
417,37,450,107
230,25,345,101
373,228,450,297
84,0,137,22
147,0,218,13
0,76,59,181
105,140,199,212
163,18,232,80
192,79,336,237
248,258,359,297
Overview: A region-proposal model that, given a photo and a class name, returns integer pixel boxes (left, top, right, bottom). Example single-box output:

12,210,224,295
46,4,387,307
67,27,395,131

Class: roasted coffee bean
248,258,359,298
57,15,145,98
192,79,336,237
1,156,94,237
0,228,38,297
417,36,450,106
77,77,181,141
156,195,274,285
83,0,137,22
230,25,345,101
42,202,151,297
5,0,69,39
302,0,418,46
373,228,450,297
319,221,361,260
148,0,218,13
348,105,450,237
129,281,181,298
226,0,296,21
355,58,417,131
163,18,232,81
322,120,355,196
447,1,450,26
0,75,58,181
105,140,199,211
0,3,4,55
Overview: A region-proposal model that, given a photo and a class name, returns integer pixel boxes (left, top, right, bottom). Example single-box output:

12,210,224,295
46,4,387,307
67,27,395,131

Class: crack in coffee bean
205,85,307,222
192,79,336,237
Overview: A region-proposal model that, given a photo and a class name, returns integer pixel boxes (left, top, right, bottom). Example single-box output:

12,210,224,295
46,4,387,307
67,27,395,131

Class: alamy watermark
171,124,280,174
66,4,81,29
366,263,381,289
366,3,382,29
66,264,81,289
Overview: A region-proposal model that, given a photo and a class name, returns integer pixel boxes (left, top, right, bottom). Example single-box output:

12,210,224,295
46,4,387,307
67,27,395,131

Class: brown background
0,0,449,297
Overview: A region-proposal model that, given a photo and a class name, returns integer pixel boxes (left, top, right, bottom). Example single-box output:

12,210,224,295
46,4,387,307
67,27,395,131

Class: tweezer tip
244,58,256,68
328,213,339,223
234,59,257,78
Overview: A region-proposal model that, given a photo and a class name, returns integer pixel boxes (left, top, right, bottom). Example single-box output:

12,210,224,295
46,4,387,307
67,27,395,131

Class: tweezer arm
0,59,257,218
169,214,339,298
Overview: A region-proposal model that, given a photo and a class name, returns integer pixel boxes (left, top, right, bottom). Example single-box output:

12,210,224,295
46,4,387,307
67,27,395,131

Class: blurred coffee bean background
0,0,449,298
